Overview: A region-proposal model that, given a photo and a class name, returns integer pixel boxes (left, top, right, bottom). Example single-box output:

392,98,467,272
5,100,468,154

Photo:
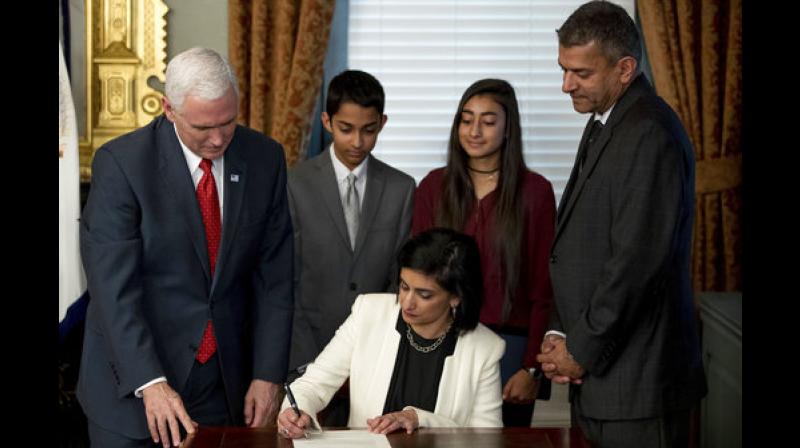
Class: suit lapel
156,118,212,285
557,116,595,217
213,130,248,294
365,310,401,417
434,335,466,421
581,125,612,178
554,75,650,245
555,119,611,241
353,155,385,257
315,152,352,251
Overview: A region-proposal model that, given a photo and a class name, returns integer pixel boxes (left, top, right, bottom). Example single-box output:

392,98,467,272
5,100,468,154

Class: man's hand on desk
142,382,198,447
244,379,280,428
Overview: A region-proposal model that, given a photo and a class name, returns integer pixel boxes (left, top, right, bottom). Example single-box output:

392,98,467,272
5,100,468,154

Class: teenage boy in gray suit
537,3,706,447
287,70,415,426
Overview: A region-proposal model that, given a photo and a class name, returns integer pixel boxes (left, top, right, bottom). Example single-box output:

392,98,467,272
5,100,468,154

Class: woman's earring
451,305,457,320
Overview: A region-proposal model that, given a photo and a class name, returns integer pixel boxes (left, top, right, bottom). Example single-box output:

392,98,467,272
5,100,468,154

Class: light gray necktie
343,173,360,250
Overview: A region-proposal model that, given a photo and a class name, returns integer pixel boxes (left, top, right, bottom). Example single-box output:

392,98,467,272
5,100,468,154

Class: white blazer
281,293,505,428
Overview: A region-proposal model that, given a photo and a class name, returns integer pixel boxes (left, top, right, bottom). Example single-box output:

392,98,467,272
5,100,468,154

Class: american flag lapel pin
230,174,240,183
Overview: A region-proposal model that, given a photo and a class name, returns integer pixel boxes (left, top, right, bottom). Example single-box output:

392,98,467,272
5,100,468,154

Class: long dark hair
437,78,526,322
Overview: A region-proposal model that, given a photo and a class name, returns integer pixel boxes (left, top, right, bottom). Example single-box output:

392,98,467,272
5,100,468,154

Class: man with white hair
78,47,294,447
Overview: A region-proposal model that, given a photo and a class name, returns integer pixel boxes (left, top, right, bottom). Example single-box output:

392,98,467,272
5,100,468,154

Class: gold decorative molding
80,0,169,182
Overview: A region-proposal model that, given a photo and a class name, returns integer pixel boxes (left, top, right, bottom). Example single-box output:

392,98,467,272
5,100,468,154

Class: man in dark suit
287,70,415,425
78,47,293,447
537,3,706,447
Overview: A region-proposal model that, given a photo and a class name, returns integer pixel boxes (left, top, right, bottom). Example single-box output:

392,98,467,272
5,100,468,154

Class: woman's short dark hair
397,228,483,333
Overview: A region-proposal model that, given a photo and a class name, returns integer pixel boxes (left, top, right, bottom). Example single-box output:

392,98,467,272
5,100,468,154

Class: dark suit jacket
286,151,415,371
77,115,294,438
549,75,706,420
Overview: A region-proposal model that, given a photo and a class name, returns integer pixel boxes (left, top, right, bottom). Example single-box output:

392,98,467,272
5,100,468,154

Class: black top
382,311,458,415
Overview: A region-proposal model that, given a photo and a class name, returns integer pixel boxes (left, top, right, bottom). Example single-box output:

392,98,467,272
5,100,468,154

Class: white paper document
292,429,391,448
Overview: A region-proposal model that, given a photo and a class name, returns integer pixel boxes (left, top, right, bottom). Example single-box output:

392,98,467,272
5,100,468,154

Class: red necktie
196,158,220,364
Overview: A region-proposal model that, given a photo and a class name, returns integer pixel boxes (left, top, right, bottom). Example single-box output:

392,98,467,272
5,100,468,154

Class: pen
283,382,302,419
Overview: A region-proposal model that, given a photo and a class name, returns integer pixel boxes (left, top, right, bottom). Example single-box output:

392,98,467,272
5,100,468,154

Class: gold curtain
637,0,742,292
228,0,335,166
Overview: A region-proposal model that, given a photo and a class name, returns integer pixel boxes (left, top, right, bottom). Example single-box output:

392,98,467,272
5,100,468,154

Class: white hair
165,47,239,111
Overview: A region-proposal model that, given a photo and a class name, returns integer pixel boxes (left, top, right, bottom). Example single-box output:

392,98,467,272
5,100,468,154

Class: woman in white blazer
277,228,505,437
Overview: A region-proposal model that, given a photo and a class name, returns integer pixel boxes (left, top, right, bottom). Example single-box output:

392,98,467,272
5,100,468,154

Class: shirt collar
174,123,221,173
329,143,368,182
594,103,615,125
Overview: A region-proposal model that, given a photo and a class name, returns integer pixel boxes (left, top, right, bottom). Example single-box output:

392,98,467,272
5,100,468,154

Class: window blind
348,0,636,203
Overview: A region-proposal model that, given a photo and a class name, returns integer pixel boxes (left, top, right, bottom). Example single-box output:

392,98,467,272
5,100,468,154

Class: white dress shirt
594,103,615,125
329,144,367,210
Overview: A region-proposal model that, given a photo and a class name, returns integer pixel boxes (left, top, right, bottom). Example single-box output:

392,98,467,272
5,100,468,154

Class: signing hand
366,409,419,435
276,408,312,439
141,382,198,447
502,369,540,404
244,379,280,427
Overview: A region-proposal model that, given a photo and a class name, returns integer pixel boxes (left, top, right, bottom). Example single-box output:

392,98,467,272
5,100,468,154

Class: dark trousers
88,354,231,447
502,401,536,427
88,420,157,448
572,407,690,448
497,332,536,427
181,354,231,426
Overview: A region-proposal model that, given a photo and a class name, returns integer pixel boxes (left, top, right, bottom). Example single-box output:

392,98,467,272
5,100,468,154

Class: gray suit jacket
549,75,706,420
287,151,415,371
77,115,294,438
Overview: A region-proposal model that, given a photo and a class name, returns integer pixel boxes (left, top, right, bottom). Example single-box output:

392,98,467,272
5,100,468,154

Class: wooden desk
184,426,593,448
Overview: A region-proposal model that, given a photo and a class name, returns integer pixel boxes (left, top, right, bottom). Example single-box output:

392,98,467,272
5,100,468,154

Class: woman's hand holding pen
277,408,312,439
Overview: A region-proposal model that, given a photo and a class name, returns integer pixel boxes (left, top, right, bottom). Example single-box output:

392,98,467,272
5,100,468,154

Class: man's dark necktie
196,158,220,364
579,119,604,173
559,119,605,217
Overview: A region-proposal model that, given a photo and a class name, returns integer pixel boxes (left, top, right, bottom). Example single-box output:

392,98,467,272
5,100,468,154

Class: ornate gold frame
80,0,169,181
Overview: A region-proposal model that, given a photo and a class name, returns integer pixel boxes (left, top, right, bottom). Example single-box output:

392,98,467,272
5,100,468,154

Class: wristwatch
526,367,544,380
